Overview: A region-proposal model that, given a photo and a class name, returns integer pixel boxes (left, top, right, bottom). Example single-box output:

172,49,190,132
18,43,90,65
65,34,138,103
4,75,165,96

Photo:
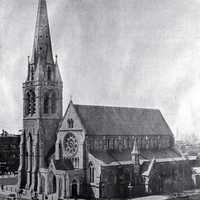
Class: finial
131,139,139,155
55,54,58,63
28,56,30,64
70,95,73,102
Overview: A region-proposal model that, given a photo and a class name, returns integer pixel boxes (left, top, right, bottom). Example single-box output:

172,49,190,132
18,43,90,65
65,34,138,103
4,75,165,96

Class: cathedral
17,0,193,199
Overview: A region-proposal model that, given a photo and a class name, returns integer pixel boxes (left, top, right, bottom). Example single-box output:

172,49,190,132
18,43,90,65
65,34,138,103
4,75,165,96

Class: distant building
0,130,20,174
182,155,200,189
16,0,193,199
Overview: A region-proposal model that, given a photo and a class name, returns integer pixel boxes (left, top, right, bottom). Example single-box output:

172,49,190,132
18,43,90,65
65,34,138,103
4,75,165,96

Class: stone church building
17,0,193,199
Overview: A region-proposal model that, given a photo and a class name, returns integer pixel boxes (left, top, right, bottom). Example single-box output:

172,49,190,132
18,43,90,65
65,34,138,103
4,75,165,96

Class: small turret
131,140,140,165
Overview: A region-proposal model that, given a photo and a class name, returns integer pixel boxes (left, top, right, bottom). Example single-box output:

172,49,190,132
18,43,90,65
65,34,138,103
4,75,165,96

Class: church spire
31,0,53,64
131,140,140,167
131,139,139,155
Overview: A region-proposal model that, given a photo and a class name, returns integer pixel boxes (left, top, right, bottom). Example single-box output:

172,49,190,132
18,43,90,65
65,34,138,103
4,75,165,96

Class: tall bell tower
18,0,63,191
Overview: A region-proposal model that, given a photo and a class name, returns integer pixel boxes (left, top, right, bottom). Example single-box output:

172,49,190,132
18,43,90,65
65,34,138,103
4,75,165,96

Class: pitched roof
140,148,182,160
74,104,173,136
91,150,132,164
54,159,73,170
90,148,181,165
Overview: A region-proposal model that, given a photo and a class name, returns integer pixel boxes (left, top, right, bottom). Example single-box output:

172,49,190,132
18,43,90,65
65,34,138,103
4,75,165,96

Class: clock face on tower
63,133,78,158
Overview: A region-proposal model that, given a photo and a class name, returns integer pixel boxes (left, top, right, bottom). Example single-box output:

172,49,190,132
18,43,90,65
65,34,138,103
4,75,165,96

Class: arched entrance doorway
72,179,78,197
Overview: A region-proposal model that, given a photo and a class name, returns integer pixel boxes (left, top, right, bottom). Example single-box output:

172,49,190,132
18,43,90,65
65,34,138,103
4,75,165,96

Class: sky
1,0,200,140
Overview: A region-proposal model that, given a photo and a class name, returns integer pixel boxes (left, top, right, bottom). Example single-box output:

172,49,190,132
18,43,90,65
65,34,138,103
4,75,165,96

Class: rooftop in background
0,130,20,137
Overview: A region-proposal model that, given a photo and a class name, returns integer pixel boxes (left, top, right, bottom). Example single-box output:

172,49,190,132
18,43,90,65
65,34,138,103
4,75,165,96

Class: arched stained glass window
26,92,31,115
30,91,36,115
47,66,51,81
67,119,74,128
51,92,56,113
59,142,62,159
44,92,50,114
30,67,34,81
74,157,79,168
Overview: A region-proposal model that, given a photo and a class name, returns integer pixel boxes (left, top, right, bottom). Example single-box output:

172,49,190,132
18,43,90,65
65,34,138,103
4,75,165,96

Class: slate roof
90,148,181,164
140,148,182,160
74,104,173,136
91,150,131,164
54,159,73,170
90,148,183,165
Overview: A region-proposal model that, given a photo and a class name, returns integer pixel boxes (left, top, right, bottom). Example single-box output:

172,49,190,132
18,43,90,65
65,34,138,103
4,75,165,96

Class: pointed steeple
31,0,53,64
131,140,140,167
131,139,139,155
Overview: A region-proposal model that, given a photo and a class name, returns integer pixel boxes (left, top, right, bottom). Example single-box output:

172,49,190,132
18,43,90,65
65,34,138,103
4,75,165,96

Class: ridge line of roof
74,103,160,111
85,134,170,137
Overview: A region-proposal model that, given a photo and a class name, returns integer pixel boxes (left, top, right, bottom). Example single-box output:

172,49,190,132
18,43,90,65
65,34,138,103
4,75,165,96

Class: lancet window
25,90,36,116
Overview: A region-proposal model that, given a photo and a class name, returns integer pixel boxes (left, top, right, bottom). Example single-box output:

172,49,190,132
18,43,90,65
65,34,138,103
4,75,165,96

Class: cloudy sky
1,0,200,139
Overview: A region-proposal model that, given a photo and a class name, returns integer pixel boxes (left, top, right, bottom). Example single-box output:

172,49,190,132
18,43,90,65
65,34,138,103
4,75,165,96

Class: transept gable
59,101,86,132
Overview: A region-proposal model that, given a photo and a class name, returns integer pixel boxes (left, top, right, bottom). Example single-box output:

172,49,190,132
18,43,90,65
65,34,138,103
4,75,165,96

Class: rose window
63,133,78,158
